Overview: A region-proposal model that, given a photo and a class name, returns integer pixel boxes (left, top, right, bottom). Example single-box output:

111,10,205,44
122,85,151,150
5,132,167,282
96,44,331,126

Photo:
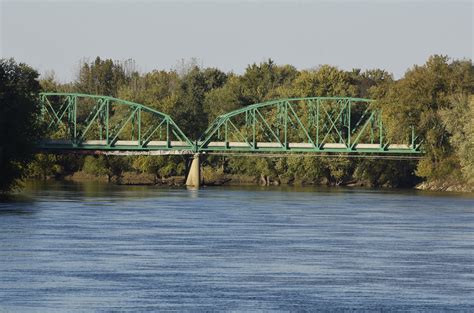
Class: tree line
1,55,473,192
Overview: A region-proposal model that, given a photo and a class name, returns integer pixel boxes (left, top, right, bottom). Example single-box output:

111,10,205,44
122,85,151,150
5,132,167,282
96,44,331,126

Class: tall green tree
131,155,185,180
239,59,298,104
439,94,474,184
0,59,42,192
203,75,245,121
379,55,474,181
118,70,181,113
173,66,228,138
75,57,133,97
287,65,357,97
82,155,130,182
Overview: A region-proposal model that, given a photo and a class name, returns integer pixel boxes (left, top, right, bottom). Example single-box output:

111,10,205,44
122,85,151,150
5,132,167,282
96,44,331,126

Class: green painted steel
38,94,421,155
38,93,194,152
198,97,421,154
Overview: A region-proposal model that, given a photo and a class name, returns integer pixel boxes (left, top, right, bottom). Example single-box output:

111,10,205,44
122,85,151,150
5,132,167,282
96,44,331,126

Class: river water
0,182,473,311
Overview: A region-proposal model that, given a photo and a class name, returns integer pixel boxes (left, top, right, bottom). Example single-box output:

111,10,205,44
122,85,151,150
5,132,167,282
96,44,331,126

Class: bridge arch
39,92,194,153
198,97,421,153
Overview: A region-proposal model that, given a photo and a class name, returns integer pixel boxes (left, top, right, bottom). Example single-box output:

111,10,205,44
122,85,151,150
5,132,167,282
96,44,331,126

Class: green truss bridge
38,93,422,187
39,93,422,155
39,93,195,155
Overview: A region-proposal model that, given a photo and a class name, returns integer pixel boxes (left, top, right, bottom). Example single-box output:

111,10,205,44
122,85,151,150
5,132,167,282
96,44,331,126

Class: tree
288,65,358,98
118,70,180,113
203,75,245,121
353,159,419,188
131,155,185,180
239,59,298,104
82,155,129,182
27,154,64,179
173,66,228,138
0,59,42,192
75,57,133,97
379,55,474,182
440,94,474,184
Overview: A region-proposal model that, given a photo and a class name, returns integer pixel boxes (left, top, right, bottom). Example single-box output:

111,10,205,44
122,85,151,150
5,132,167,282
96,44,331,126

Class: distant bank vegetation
1,56,473,192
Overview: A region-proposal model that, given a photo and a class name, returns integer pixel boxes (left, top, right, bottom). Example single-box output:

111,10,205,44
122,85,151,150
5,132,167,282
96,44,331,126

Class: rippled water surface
1,182,473,311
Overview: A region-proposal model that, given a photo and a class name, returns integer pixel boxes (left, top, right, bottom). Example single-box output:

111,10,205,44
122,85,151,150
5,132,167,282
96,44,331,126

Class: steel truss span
198,97,421,154
38,93,194,152
39,94,421,155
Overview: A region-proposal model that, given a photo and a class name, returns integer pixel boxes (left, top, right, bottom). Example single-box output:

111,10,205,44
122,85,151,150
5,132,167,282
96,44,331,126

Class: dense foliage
0,59,42,192
24,56,474,188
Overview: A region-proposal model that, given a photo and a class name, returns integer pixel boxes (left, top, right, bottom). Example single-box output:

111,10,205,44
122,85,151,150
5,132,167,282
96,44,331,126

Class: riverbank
63,171,186,186
53,170,474,193
415,180,474,193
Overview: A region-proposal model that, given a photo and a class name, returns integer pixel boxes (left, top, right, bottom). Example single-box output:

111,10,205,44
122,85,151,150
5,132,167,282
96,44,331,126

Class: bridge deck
201,141,419,153
37,140,194,155
41,140,192,147
38,140,420,154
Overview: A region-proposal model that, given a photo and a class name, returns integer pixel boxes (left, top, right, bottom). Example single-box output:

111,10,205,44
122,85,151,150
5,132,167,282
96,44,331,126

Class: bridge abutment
185,153,201,188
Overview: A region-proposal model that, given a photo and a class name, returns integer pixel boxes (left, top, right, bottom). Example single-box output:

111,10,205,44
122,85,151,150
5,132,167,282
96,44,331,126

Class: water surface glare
1,182,473,311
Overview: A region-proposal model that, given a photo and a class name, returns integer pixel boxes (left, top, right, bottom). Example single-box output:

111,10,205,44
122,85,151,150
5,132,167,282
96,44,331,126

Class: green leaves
378,55,473,183
76,57,136,97
0,58,42,192
439,94,474,184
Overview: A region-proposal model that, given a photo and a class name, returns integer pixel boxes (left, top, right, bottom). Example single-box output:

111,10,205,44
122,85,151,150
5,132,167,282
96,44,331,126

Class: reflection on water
0,181,473,311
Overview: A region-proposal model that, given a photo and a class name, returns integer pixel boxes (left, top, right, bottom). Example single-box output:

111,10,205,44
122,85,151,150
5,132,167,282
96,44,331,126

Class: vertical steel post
316,99,319,148
337,100,341,143
101,99,105,141
252,109,256,149
73,96,77,145
166,119,170,148
370,114,374,144
347,100,351,148
379,109,383,149
284,102,288,150
131,110,135,141
68,97,73,139
138,108,141,147
99,107,103,141
106,100,109,145
225,120,228,149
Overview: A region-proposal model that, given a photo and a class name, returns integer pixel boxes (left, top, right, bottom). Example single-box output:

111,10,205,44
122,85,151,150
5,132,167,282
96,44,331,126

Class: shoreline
31,171,474,193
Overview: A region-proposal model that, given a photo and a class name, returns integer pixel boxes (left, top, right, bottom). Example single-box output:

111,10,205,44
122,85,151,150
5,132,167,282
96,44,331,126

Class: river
0,181,473,311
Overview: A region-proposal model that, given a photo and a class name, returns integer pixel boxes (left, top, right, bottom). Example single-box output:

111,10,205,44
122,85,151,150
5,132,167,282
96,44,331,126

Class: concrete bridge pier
185,153,201,188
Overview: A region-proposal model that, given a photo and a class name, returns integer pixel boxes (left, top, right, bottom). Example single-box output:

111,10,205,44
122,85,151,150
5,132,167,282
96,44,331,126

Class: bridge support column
185,153,201,188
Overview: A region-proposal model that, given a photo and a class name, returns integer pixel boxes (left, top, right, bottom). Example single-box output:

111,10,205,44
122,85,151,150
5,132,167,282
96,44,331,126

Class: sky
1,0,472,82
